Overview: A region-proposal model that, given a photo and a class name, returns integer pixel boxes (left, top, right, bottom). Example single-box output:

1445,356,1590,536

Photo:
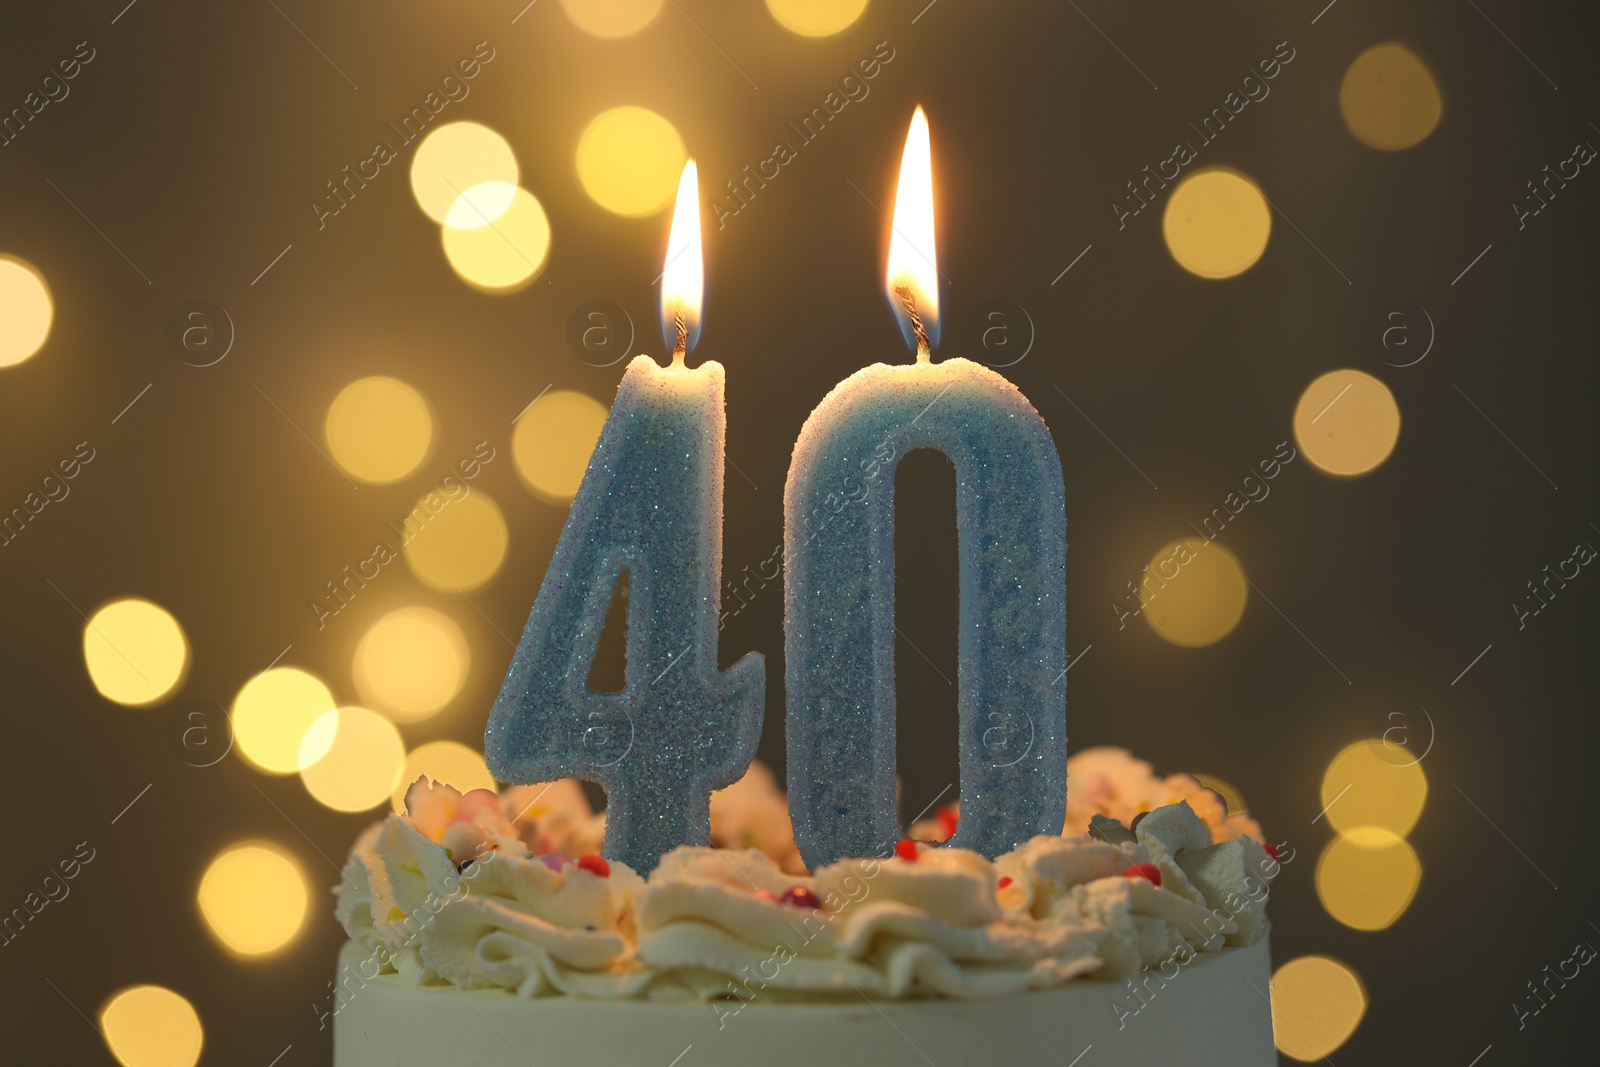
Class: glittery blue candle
486,163,764,875
784,108,1066,868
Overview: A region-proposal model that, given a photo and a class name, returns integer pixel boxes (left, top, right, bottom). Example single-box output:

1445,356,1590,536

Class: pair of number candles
485,110,1067,873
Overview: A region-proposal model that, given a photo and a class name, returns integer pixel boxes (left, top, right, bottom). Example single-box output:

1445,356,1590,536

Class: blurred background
1,0,1596,1063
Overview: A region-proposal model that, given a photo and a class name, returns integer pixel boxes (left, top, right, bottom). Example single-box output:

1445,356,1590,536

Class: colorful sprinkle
1264,842,1280,861
1123,863,1162,887
577,854,611,878
539,853,573,872
894,839,920,861
386,906,405,922
936,805,960,838
998,876,1013,889
780,886,820,910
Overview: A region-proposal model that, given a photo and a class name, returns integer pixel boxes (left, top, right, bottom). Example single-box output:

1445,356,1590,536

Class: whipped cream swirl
336,758,1276,1003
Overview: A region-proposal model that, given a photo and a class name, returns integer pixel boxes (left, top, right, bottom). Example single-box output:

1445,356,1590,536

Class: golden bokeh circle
575,107,686,217
353,607,470,723
231,667,337,774
1192,773,1248,815
442,183,551,292
1293,369,1401,477
512,389,609,502
402,490,509,591
1316,830,1423,931
99,985,204,1067
299,707,406,812
766,0,869,37
0,255,53,367
1162,168,1271,279
1340,42,1443,151
1270,955,1367,1061
83,599,190,707
1320,739,1428,838
410,121,519,224
1141,538,1248,647
325,377,433,484
561,0,663,38
197,842,308,955
392,740,497,813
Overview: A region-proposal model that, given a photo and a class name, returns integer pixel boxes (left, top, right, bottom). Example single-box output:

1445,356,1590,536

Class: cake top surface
333,748,1276,1006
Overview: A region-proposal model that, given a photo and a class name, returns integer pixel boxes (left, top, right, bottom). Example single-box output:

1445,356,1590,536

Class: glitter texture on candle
785,358,1066,869
486,354,765,874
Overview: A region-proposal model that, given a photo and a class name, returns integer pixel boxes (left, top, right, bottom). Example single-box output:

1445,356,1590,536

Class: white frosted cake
332,750,1280,1066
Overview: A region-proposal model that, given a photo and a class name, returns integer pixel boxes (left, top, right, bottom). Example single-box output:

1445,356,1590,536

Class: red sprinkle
936,805,960,838
780,886,821,909
895,839,920,861
1263,843,1280,861
576,854,611,878
1123,863,1162,887
997,876,1013,889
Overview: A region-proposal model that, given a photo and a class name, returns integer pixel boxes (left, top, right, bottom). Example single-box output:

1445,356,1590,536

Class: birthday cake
331,750,1280,1066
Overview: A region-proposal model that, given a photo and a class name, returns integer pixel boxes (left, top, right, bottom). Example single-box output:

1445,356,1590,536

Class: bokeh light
392,740,497,813
1141,538,1248,647
1316,830,1423,931
99,985,204,1067
561,0,663,38
442,183,551,292
83,599,189,707
575,107,686,216
1192,774,1247,815
0,255,53,367
512,389,609,502
299,707,406,811
1270,956,1367,1061
1320,740,1428,838
1162,168,1271,279
231,667,337,774
1340,42,1443,151
410,121,519,224
354,607,470,722
197,843,308,955
1294,369,1401,477
325,377,433,484
766,0,869,37
402,490,509,591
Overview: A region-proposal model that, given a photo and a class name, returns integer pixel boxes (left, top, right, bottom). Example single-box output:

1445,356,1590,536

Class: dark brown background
1,1,1596,1063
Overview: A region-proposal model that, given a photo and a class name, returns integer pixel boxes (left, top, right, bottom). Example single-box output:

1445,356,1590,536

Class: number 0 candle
784,108,1067,869
486,162,765,874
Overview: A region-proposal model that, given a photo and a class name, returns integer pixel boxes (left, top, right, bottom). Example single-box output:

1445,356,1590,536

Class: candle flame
885,106,938,358
660,159,703,360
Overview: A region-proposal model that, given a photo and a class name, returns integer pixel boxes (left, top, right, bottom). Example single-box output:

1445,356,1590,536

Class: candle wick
673,303,687,364
894,285,932,364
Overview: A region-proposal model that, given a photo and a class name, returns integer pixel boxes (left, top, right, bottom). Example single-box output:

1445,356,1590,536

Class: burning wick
894,285,931,363
673,302,687,362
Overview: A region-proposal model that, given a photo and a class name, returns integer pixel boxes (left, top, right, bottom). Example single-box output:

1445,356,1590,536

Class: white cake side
333,937,1277,1067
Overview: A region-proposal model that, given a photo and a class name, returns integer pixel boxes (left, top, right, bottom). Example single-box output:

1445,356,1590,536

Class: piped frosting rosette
334,750,1278,1003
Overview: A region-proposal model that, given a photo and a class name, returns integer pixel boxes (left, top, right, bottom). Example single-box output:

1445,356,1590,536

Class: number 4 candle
784,108,1068,869
486,162,765,874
